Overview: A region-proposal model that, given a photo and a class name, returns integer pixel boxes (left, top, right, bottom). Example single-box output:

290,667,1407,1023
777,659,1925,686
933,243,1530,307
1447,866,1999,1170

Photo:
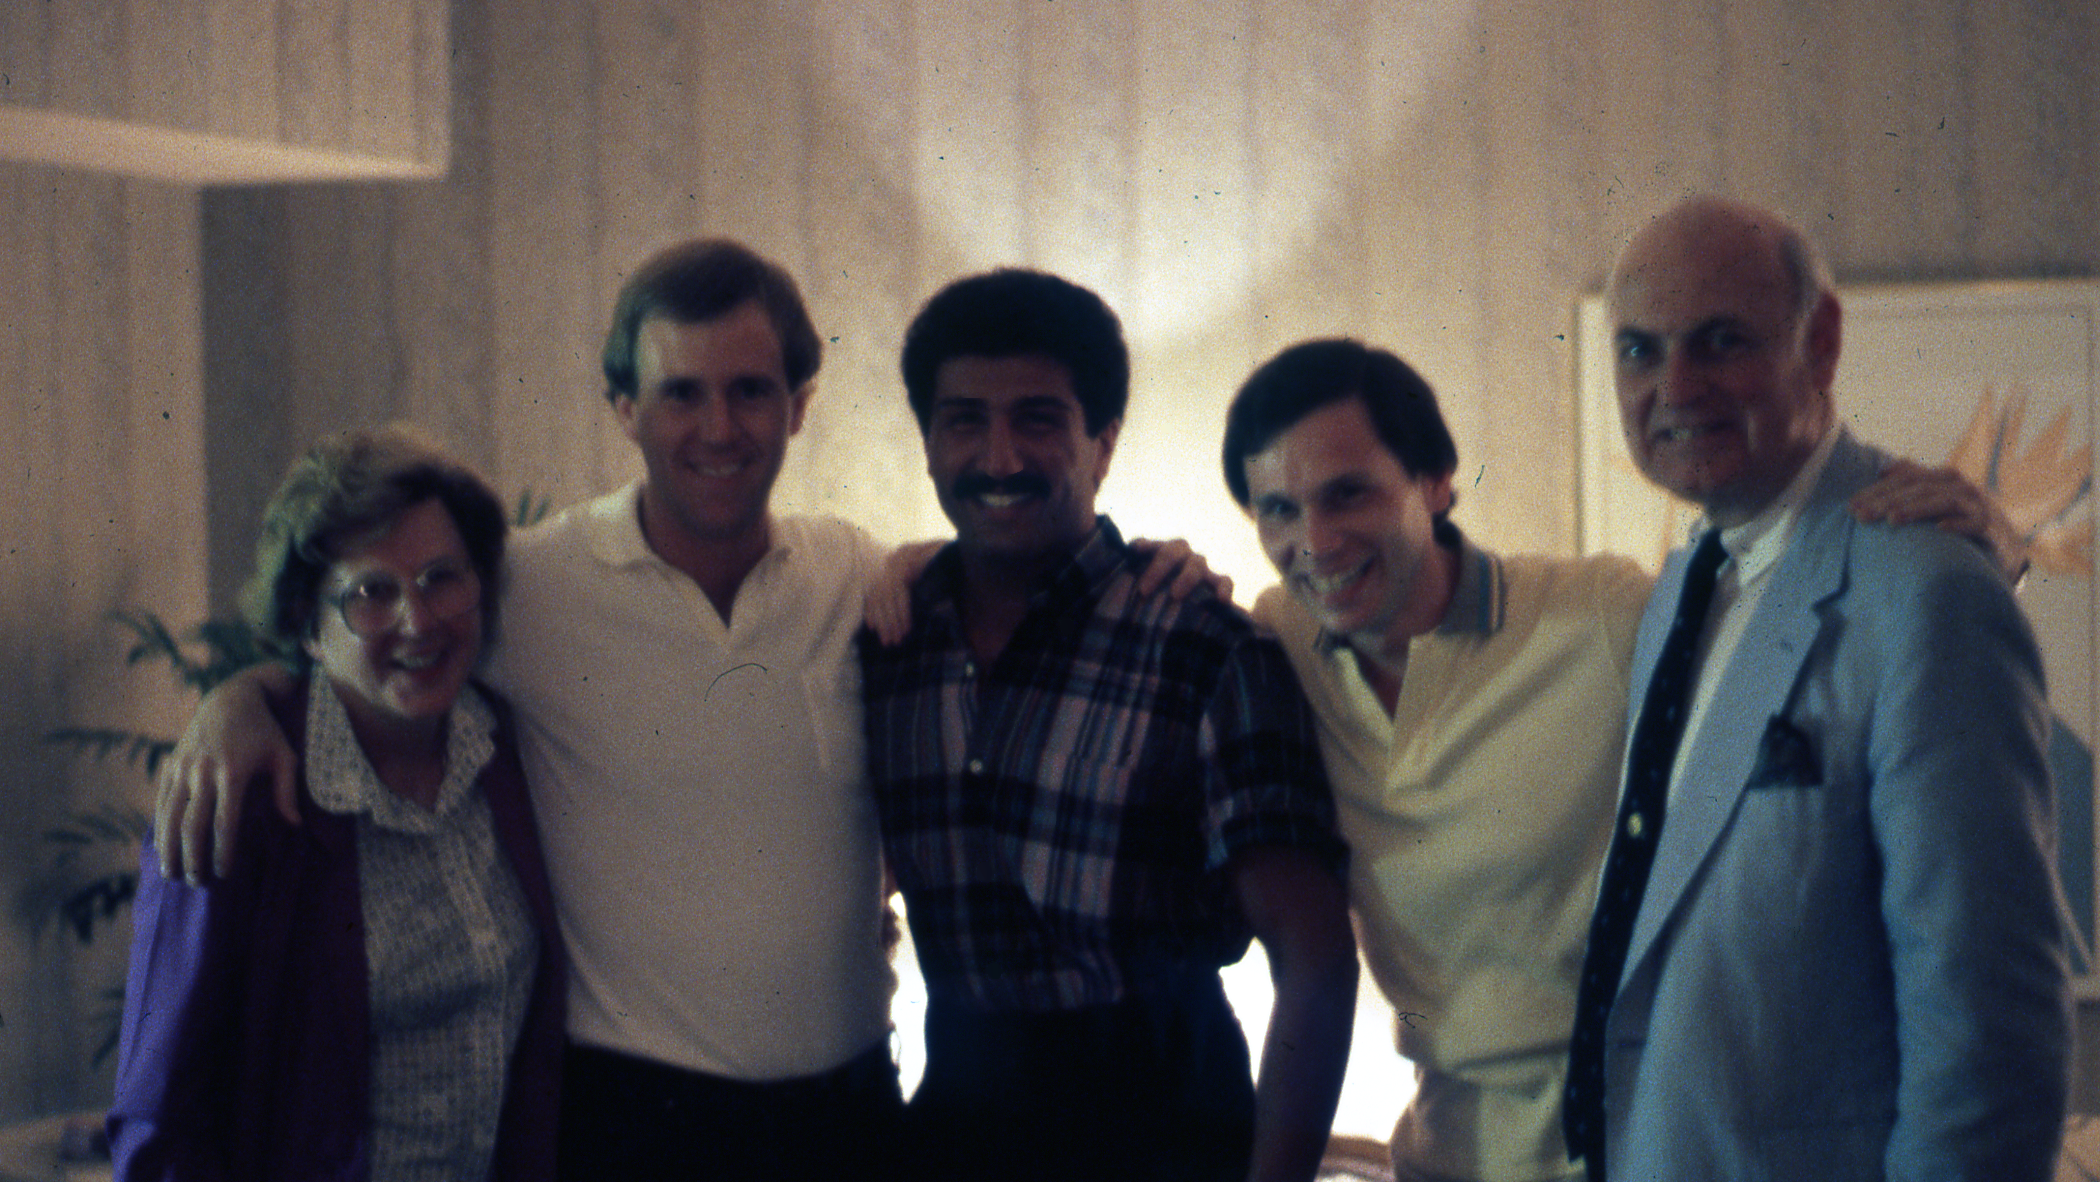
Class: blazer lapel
1618,437,1873,989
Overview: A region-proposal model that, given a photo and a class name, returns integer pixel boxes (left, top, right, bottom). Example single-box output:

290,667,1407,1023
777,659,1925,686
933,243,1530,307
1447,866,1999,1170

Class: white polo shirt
485,483,894,1081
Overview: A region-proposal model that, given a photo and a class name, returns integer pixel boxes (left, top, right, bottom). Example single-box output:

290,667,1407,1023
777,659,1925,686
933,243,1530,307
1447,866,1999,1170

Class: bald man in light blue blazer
1574,196,2071,1180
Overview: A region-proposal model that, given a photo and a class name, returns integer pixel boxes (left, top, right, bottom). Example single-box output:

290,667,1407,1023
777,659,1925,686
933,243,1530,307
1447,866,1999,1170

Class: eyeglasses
325,561,481,638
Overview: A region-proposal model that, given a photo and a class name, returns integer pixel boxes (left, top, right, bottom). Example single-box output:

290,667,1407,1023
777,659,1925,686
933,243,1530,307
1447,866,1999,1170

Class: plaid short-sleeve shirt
862,517,1342,1013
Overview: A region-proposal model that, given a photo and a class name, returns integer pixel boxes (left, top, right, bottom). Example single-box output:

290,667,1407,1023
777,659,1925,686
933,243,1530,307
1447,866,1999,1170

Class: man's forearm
157,661,302,882
1232,843,1359,1182
1246,942,1357,1182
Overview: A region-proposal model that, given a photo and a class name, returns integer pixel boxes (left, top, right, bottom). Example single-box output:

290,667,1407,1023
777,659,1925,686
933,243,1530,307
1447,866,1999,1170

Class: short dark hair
900,268,1128,436
1222,338,1460,508
601,238,822,404
242,423,508,667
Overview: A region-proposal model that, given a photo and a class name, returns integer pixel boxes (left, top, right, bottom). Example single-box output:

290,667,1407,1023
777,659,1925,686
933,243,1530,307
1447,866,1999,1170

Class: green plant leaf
55,874,138,944
89,985,126,1067
513,489,553,527
43,728,175,780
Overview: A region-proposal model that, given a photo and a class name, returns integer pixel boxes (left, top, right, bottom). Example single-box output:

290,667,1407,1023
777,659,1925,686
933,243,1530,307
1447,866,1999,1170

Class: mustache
951,472,1051,500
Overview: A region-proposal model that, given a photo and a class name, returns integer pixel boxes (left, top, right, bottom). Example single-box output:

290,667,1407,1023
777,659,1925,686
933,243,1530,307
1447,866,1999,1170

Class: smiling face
925,353,1119,574
616,302,809,565
1243,397,1455,659
306,498,484,745
1609,202,1840,527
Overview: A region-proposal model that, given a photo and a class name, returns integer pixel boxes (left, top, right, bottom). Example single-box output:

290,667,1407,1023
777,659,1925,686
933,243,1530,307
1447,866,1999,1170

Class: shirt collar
1313,520,1500,656
1433,523,1505,637
1056,515,1131,605
1708,423,1842,583
580,481,654,566
306,678,498,833
584,480,793,575
917,515,1128,617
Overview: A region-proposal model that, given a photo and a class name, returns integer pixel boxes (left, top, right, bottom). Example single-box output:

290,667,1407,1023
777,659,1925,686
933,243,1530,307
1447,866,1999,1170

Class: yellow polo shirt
1257,533,1649,1182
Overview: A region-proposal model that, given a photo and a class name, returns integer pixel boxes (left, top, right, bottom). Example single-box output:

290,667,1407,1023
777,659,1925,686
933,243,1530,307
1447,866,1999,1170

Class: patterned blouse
305,681,539,1182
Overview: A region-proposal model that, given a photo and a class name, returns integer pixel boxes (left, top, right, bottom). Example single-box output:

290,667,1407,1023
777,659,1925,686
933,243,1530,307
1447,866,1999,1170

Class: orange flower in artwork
1948,387,2094,578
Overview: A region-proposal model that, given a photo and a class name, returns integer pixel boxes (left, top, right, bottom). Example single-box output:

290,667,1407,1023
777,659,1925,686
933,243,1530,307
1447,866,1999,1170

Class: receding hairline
1608,196,1833,324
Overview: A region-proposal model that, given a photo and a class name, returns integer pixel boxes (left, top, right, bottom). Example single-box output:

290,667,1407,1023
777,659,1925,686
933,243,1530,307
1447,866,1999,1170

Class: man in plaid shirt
863,268,1359,1182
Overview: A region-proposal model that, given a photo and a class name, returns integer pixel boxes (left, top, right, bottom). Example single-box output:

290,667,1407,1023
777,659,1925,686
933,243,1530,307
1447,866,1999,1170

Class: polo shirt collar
581,482,655,567
583,480,794,574
1313,520,1502,657
1434,523,1505,638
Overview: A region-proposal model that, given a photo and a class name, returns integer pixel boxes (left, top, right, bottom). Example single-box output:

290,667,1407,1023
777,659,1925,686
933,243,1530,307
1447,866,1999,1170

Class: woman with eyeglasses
109,424,565,1182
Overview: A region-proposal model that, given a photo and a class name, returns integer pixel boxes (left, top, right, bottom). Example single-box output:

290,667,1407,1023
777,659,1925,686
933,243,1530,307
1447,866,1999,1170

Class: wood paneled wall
206,0,2100,602
0,163,202,1119
0,0,448,182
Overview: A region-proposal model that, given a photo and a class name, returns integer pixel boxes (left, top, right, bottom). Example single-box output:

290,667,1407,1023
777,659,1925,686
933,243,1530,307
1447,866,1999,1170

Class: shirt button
967,758,985,775
1626,812,1646,839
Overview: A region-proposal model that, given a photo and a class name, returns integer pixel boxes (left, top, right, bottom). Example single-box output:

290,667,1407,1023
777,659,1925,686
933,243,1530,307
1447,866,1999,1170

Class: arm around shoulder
1581,551,1656,679
155,663,301,884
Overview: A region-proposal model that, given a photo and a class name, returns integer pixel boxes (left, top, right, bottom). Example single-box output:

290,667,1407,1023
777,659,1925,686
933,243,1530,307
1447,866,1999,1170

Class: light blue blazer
1600,432,2072,1181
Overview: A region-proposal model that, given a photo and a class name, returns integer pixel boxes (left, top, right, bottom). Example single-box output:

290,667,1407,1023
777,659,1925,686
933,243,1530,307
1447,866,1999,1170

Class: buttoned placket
960,652,987,778
951,585,1055,785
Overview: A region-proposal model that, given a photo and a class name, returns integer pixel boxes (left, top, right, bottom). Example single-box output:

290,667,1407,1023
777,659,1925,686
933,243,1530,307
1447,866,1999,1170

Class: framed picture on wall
1575,279,2100,978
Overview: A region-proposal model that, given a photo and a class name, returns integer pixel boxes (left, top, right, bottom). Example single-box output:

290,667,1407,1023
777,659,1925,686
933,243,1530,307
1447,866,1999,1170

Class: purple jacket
107,684,567,1182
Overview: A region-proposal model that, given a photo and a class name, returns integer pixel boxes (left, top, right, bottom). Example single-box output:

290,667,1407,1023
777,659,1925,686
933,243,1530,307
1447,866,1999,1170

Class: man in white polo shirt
158,240,903,1180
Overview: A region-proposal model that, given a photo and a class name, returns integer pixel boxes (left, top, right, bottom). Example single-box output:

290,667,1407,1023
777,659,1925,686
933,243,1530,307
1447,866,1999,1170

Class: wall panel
127,0,209,130
484,0,606,510
796,0,930,530
0,164,201,1123
698,2,818,270
0,0,446,182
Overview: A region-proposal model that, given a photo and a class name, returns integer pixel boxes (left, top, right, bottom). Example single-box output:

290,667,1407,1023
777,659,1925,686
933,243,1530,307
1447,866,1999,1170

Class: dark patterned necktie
1563,529,1727,1174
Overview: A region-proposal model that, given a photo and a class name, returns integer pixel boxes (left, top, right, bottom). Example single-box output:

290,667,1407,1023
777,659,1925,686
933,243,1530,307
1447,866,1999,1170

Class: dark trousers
908,975,1256,1182
556,1040,906,1181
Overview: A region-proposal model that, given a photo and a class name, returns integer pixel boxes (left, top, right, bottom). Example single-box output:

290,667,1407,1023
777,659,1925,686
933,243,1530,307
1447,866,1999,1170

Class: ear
1422,469,1456,517
1805,291,1842,391
788,381,814,435
1091,418,1122,484
612,393,642,443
